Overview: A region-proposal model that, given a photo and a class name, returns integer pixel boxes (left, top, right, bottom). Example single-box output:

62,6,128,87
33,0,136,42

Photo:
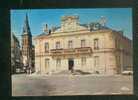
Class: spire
23,13,31,35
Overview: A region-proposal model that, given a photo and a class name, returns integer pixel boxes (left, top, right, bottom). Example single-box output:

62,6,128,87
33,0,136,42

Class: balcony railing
75,47,92,54
64,49,75,54
50,49,63,55
50,47,92,56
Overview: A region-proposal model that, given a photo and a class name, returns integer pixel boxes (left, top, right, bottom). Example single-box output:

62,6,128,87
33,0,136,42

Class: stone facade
34,16,132,75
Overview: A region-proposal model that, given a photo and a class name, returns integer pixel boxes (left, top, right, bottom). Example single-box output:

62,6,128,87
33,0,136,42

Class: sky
10,8,132,41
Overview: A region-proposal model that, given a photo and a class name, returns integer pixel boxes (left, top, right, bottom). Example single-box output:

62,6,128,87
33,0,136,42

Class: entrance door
68,58,74,71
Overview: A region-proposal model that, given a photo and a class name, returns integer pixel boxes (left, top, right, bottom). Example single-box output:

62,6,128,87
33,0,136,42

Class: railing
35,47,92,57
75,47,92,54
50,49,63,56
50,49,63,53
50,47,92,56
64,49,75,54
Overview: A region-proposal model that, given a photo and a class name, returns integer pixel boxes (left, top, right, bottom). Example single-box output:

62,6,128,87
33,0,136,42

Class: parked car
122,71,133,75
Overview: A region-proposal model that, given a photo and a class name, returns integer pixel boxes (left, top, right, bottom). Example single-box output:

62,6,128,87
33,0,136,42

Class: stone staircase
53,70,92,75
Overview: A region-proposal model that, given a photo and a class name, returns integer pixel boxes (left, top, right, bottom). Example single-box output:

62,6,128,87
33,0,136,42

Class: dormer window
89,23,101,31
61,16,79,31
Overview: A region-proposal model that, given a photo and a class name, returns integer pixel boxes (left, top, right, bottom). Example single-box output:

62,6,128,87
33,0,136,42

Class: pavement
12,74,133,96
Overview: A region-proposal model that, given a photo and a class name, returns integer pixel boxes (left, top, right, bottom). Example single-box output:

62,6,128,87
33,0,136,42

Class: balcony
75,47,92,54
50,49,63,55
64,49,75,54
50,47,92,56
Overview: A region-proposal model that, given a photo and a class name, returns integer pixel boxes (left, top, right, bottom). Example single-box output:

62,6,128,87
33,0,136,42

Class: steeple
23,13,31,35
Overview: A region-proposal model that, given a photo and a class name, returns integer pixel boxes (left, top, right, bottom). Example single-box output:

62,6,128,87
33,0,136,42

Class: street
12,74,133,96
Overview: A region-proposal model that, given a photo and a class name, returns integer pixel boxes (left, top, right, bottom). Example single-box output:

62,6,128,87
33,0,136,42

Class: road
12,74,133,96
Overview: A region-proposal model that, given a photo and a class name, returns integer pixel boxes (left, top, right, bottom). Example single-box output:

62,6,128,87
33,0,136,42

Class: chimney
43,24,49,33
51,26,55,32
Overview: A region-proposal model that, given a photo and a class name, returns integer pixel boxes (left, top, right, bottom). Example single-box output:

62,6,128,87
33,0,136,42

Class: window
81,39,85,47
45,42,49,52
94,56,99,67
115,38,118,48
56,41,60,49
45,59,49,71
115,38,122,49
56,58,61,68
81,57,86,66
68,40,73,48
94,38,99,49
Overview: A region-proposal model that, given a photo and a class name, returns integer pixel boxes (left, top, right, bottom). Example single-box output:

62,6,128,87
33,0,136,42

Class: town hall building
34,16,132,75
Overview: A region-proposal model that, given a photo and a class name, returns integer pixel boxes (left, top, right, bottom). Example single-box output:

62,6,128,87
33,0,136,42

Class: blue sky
11,8,132,41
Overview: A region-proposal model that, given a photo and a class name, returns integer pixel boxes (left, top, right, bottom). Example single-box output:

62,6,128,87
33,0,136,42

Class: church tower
22,14,33,72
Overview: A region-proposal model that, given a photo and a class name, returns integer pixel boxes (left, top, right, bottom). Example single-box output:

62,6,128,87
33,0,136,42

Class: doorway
68,58,74,71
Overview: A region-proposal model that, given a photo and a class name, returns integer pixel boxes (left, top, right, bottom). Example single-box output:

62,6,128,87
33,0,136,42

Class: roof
11,33,19,43
34,16,124,39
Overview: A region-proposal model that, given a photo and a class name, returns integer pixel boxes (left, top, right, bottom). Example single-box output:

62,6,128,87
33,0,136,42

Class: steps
53,70,92,75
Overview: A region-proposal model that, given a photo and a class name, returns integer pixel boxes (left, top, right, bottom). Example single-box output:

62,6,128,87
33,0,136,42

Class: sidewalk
27,73,128,77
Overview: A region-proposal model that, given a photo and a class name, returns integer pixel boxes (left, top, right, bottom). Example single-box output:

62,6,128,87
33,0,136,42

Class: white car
122,71,133,75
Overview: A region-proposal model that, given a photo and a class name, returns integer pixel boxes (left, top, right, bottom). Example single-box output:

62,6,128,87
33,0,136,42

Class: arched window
94,38,99,49
56,58,61,68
